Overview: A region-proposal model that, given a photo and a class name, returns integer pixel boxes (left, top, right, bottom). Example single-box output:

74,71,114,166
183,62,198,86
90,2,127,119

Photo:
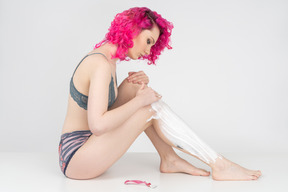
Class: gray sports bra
70,53,117,110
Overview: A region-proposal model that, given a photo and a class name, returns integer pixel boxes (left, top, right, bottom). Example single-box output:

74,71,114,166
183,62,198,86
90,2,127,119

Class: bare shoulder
82,53,112,78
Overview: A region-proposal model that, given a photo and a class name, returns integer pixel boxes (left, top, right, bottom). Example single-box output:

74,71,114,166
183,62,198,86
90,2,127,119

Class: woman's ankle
159,151,178,162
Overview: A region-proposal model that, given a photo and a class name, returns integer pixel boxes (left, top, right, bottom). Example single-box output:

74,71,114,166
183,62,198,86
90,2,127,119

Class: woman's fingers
136,85,162,106
128,71,141,79
128,71,149,84
129,77,149,84
139,82,145,90
155,91,162,98
128,71,136,76
128,72,143,80
134,77,149,84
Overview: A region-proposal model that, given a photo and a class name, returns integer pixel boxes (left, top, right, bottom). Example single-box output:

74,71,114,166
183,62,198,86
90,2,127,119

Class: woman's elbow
89,123,107,136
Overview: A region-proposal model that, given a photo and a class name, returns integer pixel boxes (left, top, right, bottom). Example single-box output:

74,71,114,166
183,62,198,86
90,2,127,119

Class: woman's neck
93,43,119,65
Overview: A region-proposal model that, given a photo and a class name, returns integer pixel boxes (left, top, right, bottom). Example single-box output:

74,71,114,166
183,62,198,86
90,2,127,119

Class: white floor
0,152,287,192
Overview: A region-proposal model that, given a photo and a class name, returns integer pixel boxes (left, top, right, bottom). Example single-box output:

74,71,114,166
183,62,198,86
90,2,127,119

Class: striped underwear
58,130,92,176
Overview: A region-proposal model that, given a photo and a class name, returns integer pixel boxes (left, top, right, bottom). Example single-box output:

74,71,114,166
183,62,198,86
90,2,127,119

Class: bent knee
122,78,143,90
137,105,157,125
119,78,144,98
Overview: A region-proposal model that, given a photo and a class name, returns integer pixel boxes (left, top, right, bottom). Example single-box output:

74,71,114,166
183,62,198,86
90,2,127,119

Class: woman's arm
87,59,159,136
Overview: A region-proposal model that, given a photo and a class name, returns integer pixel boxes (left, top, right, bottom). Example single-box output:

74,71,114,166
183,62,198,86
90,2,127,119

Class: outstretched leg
111,79,210,176
151,100,262,181
145,125,210,176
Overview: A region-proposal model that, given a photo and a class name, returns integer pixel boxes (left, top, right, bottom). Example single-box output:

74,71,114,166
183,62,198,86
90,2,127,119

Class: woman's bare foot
160,155,210,176
211,156,262,181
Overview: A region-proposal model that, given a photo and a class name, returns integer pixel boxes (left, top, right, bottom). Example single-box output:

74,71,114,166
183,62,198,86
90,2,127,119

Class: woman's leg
65,103,155,179
150,100,262,181
110,79,210,176
110,80,261,181
144,125,210,176
66,79,208,179
66,79,261,180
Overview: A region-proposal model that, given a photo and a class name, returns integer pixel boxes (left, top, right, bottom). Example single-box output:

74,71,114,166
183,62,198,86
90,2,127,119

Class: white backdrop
0,0,287,154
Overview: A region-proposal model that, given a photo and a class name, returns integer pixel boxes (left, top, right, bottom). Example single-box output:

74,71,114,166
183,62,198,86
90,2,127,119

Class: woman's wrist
132,96,146,109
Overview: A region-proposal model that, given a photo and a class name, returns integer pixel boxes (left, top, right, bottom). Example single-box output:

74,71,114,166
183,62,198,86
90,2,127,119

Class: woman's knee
122,78,142,93
117,78,143,102
136,105,156,127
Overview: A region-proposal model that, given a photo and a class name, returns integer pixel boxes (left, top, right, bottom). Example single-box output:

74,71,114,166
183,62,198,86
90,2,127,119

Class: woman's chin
137,55,144,60
128,54,141,60
133,56,140,60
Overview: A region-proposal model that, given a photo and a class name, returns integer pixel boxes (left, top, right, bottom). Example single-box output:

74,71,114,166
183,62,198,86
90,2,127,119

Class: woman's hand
127,71,149,85
136,83,161,107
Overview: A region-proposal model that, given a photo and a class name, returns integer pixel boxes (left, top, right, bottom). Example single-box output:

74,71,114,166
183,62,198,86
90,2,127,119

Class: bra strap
71,52,109,77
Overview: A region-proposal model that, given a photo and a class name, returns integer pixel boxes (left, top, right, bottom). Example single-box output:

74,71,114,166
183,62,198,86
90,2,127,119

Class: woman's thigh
65,79,153,179
66,106,154,179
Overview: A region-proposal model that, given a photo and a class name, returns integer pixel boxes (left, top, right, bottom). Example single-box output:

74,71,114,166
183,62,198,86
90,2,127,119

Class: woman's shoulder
82,52,112,75
85,52,110,65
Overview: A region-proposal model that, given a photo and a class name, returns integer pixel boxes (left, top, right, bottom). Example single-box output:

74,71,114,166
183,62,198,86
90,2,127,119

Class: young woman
59,7,262,180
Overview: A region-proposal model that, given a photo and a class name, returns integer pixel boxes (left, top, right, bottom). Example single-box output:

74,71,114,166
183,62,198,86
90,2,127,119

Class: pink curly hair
94,7,174,65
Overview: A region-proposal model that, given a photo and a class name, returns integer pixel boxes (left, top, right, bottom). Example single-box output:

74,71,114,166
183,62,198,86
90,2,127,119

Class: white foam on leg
150,100,221,164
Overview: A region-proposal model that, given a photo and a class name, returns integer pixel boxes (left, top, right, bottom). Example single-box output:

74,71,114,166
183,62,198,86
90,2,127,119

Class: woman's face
127,24,160,60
